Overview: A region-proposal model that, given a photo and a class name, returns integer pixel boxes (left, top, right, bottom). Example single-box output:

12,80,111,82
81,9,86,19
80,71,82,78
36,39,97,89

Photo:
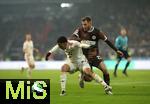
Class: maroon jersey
70,26,108,60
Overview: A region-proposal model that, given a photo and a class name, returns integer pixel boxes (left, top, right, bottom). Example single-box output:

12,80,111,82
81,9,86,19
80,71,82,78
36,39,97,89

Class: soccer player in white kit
22,34,38,78
45,36,112,96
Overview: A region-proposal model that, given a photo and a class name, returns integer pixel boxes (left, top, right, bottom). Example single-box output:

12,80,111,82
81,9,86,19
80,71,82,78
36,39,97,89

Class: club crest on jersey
92,35,96,40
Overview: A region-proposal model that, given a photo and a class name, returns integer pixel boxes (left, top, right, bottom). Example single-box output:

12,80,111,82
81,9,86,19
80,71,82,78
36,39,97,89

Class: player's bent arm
45,45,59,60
69,34,81,41
69,28,81,41
105,39,118,52
49,44,59,53
99,32,118,52
105,39,124,56
72,40,90,48
23,42,27,53
34,48,39,53
79,43,91,48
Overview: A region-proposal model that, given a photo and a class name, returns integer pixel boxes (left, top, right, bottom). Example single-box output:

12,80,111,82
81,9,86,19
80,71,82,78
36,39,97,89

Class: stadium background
0,0,149,61
0,0,150,104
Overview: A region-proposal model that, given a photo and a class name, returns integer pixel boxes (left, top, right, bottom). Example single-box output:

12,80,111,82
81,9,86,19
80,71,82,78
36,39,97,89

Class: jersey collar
88,26,94,32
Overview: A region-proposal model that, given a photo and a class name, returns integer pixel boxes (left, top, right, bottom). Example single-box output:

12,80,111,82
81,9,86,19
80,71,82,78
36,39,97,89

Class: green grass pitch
0,70,150,104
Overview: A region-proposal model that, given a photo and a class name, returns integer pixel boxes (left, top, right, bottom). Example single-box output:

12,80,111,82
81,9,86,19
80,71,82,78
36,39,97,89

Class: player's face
120,29,127,36
81,20,92,31
58,42,67,50
26,34,31,41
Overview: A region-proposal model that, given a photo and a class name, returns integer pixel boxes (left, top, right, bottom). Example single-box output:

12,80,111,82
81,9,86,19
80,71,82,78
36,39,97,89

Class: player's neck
87,26,94,32
26,40,31,42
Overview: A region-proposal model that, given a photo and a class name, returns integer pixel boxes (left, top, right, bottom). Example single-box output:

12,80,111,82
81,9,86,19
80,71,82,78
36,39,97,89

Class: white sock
60,74,67,91
78,73,82,81
93,74,107,87
27,68,32,78
22,66,28,70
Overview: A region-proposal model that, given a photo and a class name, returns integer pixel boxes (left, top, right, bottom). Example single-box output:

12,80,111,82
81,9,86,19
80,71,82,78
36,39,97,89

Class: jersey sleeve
73,40,90,48
80,43,90,48
23,42,27,52
98,31,108,41
49,44,60,54
69,28,81,41
73,28,80,38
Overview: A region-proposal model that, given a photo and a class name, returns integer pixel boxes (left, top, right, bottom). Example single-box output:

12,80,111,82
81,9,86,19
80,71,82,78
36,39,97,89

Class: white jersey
49,40,90,64
23,40,34,56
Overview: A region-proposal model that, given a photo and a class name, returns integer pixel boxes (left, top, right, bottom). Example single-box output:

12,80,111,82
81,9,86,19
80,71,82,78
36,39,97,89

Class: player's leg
98,62,110,85
21,66,28,73
83,67,112,95
82,73,93,82
28,63,35,78
60,64,70,96
114,57,122,77
24,55,35,78
60,62,76,96
78,71,85,88
90,56,111,85
21,55,28,73
27,56,35,79
78,58,93,88
123,56,131,76
82,62,112,95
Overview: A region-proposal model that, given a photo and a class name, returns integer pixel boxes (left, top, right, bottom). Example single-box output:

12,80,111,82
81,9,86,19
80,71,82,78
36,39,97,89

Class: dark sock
123,61,130,73
114,63,119,74
103,74,110,85
114,59,121,75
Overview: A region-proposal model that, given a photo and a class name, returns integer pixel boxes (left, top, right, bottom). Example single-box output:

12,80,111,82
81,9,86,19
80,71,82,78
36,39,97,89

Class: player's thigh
25,56,35,68
127,56,131,61
28,56,35,68
63,62,76,74
89,56,103,67
98,61,109,74
124,51,131,61
81,61,92,75
89,56,108,74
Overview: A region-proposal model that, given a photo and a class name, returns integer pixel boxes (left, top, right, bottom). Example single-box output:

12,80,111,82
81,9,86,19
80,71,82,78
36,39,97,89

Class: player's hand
117,50,124,57
35,49,39,53
45,52,51,61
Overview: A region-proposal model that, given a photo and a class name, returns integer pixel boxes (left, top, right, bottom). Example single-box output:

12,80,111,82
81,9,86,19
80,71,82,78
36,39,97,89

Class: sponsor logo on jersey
81,40,96,45
92,35,96,40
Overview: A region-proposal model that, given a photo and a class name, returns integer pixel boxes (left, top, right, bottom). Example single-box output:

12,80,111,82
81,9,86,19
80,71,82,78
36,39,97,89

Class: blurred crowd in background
0,0,149,60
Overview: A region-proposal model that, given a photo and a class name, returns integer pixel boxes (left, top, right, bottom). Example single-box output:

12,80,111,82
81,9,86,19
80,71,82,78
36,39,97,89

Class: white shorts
24,54,35,66
64,57,91,74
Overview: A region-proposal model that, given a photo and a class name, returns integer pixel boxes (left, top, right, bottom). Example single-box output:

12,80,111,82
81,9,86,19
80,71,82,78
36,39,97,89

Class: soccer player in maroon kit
70,16,123,87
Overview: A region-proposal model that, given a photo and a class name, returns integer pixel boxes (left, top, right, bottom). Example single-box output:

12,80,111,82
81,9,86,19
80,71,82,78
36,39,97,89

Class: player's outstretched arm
45,45,59,61
98,31,123,57
79,43,91,48
72,40,90,48
105,39,124,57
45,52,51,61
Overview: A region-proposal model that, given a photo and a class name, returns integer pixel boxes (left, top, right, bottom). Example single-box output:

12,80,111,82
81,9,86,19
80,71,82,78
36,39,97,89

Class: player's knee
29,64,35,69
127,57,131,61
117,61,120,64
99,66,109,74
61,64,70,72
99,62,109,74
32,65,35,69
83,68,92,76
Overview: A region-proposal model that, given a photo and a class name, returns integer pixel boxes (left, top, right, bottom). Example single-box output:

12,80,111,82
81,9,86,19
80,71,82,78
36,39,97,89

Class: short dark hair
57,36,67,43
81,16,92,22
